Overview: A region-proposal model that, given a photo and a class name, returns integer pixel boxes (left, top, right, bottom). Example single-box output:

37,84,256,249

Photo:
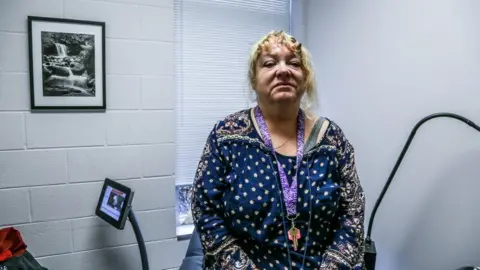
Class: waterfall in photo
44,65,90,96
41,32,95,97
55,43,67,58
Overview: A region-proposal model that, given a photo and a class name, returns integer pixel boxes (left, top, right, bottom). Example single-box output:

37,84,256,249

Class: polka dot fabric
191,109,365,270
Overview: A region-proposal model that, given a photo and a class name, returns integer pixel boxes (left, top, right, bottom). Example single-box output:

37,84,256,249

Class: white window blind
174,0,291,184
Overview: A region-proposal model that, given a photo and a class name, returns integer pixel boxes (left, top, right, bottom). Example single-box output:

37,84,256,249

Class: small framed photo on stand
28,16,106,111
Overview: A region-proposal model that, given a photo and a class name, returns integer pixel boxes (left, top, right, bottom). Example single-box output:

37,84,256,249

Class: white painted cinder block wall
305,1,480,270
0,0,188,269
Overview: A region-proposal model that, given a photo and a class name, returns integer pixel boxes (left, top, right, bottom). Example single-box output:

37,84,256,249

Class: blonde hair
248,30,318,114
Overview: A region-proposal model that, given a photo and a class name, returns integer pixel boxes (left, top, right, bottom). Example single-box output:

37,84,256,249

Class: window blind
174,0,291,184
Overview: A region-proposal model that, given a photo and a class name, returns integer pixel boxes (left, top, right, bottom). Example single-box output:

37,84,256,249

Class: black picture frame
27,16,106,111
95,178,134,230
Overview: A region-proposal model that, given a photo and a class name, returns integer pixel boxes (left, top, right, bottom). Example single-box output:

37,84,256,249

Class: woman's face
254,41,305,106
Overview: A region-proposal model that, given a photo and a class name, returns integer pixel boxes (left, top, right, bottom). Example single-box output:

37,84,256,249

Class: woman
191,30,365,270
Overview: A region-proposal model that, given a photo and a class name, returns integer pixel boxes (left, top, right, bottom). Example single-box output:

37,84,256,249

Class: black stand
364,113,480,270
129,209,149,270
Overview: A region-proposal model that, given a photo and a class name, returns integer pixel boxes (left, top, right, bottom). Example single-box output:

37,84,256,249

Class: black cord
129,209,149,270
364,113,480,270
366,113,480,242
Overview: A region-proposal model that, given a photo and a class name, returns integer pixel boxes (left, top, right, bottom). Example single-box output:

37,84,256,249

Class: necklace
254,105,305,251
274,138,290,149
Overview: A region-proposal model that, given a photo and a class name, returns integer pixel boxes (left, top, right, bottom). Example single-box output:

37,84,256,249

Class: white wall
305,1,480,270
0,0,188,269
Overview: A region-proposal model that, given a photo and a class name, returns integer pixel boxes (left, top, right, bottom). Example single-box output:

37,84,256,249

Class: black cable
364,112,480,270
129,209,149,270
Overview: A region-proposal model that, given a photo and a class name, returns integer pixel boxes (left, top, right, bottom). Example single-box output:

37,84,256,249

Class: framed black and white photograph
28,16,106,110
